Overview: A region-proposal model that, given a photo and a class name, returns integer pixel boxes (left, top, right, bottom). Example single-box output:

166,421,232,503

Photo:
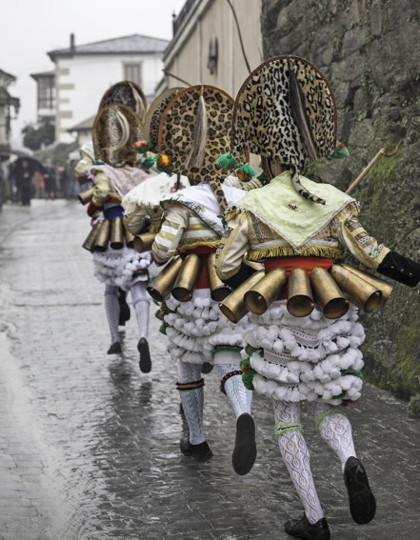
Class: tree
22,120,55,151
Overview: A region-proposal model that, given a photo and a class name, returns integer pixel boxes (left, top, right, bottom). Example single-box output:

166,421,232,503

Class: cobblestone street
0,200,419,540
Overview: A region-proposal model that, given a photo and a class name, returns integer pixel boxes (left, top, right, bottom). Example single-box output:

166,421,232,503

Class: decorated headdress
98,81,147,124
92,103,143,167
233,56,337,204
158,85,245,213
143,87,183,151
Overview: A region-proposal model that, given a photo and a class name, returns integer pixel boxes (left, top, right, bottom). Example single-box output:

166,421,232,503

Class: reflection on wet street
0,201,419,539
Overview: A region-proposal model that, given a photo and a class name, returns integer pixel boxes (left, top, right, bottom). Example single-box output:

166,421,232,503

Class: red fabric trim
263,256,334,300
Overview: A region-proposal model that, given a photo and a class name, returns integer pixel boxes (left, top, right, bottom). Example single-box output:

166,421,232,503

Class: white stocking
308,402,357,472
130,281,150,339
177,360,205,445
216,360,252,419
274,400,324,525
104,285,120,344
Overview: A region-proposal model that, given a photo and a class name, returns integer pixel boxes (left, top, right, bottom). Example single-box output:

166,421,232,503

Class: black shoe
201,362,214,374
232,413,257,475
137,337,151,373
107,342,122,354
180,436,212,461
285,514,330,540
344,456,376,524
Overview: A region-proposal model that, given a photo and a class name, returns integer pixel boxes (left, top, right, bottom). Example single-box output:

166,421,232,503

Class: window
124,63,142,86
38,77,55,110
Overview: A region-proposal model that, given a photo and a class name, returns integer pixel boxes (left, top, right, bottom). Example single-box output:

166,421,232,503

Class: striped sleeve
92,173,112,206
151,204,189,264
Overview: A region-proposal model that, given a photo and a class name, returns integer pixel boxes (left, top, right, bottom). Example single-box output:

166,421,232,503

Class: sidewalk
0,200,419,539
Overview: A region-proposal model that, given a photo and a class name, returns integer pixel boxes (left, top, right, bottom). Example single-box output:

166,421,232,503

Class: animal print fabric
144,87,182,150
98,81,147,122
233,56,337,169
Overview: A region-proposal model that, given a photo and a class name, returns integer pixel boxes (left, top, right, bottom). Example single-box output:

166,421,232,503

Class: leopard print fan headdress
144,87,183,151
98,81,147,125
158,85,245,214
233,56,337,204
92,104,143,167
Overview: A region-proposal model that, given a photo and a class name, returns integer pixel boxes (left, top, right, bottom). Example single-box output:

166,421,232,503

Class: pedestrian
43,158,58,200
14,159,34,206
149,85,258,474
215,56,420,539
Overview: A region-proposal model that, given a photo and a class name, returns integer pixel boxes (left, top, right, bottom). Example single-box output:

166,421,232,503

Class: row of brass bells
82,217,134,252
147,253,232,303
219,264,393,323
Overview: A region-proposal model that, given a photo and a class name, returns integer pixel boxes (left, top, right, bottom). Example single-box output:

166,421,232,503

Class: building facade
159,0,262,97
0,69,20,157
30,71,55,125
47,33,169,143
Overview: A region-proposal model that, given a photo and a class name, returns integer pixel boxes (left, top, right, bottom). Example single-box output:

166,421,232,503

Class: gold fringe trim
225,208,241,222
178,240,219,252
247,245,341,261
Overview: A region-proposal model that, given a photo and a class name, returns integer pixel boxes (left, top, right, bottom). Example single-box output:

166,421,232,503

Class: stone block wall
261,0,420,414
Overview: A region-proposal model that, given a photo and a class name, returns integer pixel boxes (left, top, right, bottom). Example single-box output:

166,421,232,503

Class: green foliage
22,120,55,151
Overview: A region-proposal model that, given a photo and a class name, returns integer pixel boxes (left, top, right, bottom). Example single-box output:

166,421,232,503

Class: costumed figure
79,101,153,372
149,85,258,473
215,56,420,539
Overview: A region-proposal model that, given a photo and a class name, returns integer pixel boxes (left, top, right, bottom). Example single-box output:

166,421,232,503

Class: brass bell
310,267,349,319
330,265,382,313
78,187,94,205
147,256,183,302
109,217,124,250
82,222,101,252
133,233,157,253
208,253,232,301
172,254,201,302
219,270,265,323
124,228,135,248
93,220,111,252
244,268,287,314
287,268,314,317
341,264,393,305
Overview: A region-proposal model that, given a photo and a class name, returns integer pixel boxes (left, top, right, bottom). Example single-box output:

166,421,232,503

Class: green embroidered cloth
234,171,356,249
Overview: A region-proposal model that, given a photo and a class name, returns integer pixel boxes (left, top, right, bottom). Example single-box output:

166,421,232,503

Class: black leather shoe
180,437,212,461
107,342,122,354
285,514,330,540
232,413,257,475
344,456,376,524
137,337,151,373
201,362,214,374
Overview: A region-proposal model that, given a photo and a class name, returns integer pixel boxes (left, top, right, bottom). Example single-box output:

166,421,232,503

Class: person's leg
130,281,151,372
104,285,121,353
216,357,256,475
274,400,330,539
308,402,376,524
176,359,212,460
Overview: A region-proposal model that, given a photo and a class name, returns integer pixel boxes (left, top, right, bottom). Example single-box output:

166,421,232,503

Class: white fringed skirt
92,247,152,291
164,288,247,365
243,300,366,405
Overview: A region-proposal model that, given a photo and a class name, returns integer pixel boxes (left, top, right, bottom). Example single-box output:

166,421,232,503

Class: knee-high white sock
308,402,357,472
104,285,120,344
274,400,324,525
177,360,205,445
216,361,252,419
130,281,150,339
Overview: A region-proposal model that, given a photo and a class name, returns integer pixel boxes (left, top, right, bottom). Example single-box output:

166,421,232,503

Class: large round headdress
98,81,147,124
144,87,183,151
233,56,337,204
92,103,143,167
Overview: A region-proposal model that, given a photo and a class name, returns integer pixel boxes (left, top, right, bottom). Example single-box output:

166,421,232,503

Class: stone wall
261,0,420,415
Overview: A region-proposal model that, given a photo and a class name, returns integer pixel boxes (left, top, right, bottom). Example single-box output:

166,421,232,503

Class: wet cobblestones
0,200,419,539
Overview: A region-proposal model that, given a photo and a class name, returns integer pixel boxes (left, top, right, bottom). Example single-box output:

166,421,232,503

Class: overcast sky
1,0,186,149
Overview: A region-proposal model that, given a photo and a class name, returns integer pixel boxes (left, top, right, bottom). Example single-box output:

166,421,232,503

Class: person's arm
215,212,251,283
340,214,420,287
151,203,189,265
92,172,112,207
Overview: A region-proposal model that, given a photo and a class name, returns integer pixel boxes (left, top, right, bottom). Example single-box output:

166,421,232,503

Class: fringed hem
242,301,365,405
247,245,341,261
93,247,152,290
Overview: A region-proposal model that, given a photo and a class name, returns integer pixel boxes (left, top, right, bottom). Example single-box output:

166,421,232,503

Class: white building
0,69,20,157
47,33,169,144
